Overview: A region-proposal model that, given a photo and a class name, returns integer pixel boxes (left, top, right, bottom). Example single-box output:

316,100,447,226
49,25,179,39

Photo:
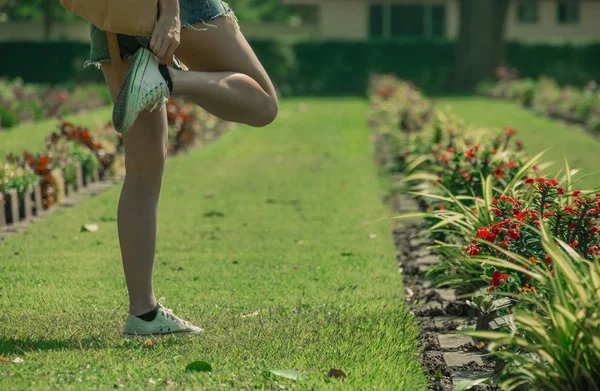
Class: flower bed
0,78,111,129
371,74,600,390
476,67,600,134
0,97,230,228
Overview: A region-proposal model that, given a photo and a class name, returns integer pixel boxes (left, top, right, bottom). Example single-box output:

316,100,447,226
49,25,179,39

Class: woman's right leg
101,62,168,317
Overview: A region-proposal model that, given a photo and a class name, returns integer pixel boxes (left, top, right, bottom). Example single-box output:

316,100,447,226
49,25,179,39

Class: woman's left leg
171,16,278,128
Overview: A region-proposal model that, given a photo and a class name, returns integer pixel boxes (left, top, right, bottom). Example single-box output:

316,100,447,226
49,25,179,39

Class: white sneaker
122,301,203,337
112,48,172,134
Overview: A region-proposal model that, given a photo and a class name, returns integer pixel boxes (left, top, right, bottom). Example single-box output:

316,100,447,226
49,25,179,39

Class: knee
125,149,166,182
251,96,278,128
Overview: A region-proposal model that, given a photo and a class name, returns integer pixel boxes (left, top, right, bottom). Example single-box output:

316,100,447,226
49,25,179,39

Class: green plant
0,106,18,128
467,225,600,391
0,162,40,196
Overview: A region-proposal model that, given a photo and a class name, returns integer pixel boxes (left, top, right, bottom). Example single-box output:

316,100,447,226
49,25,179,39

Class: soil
371,129,499,391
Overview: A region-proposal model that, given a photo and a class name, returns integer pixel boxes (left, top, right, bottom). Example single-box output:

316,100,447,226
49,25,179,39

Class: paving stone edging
370,126,502,389
0,164,121,242
391,192,498,391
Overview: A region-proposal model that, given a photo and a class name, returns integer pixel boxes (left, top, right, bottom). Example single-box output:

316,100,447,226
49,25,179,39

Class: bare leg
172,16,278,127
102,62,169,316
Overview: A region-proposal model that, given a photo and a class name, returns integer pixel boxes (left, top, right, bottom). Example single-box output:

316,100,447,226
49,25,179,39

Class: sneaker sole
121,329,204,338
112,49,153,134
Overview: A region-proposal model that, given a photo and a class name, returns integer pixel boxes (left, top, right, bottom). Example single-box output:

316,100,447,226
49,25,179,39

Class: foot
112,48,174,134
122,301,203,337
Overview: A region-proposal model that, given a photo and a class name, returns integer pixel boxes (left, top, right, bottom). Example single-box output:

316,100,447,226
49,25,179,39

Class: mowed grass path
436,97,600,189
0,98,426,390
0,107,112,157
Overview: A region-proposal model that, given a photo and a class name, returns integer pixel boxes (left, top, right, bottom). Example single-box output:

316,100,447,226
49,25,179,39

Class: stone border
371,126,501,390
0,164,118,242
391,192,498,391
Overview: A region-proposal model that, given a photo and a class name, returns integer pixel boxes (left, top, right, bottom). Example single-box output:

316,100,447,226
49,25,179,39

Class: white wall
319,0,369,39
506,1,600,43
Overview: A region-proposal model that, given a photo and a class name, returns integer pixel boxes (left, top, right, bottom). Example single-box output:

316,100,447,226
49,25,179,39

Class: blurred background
1,0,598,96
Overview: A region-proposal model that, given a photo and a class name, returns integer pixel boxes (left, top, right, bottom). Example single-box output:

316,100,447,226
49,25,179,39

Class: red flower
447,148,454,153
490,208,502,217
506,128,517,136
545,255,552,265
491,270,502,289
573,190,582,197
509,230,520,239
549,179,558,186
499,240,510,247
516,140,524,150
473,145,479,151
525,178,534,185
558,188,566,195
591,226,599,234
508,161,517,169
476,227,496,243
500,273,508,282
466,244,480,257
466,149,475,159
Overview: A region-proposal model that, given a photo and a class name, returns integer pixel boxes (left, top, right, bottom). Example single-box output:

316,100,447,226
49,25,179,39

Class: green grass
435,96,600,189
0,107,112,158
0,98,427,390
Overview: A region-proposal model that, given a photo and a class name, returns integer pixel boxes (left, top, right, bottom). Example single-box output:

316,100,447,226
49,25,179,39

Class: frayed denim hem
182,3,240,32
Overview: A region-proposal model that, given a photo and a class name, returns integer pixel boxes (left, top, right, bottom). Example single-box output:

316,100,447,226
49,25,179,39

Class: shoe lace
157,297,192,327
139,84,168,113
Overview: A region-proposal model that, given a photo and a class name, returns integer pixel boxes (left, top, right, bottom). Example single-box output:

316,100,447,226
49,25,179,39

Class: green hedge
506,42,600,87
1,40,599,95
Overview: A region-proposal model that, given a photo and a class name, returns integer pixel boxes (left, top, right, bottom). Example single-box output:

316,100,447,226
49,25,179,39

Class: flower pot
0,192,6,227
3,189,20,225
34,183,43,216
75,162,83,191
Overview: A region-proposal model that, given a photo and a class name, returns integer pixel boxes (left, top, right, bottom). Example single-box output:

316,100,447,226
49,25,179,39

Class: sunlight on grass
436,97,600,189
0,98,427,390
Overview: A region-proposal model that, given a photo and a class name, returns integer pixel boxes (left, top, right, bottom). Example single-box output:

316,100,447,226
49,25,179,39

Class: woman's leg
102,62,168,316
171,16,278,128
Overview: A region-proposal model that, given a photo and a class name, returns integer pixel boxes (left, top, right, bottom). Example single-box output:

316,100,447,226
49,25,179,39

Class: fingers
150,32,179,64
156,39,171,63
162,41,179,65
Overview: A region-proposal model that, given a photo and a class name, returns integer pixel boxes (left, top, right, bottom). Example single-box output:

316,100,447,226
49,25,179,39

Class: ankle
129,297,158,317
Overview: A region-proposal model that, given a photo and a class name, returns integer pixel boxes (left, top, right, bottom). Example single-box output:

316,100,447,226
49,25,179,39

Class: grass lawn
436,96,600,189
0,107,113,158
0,98,427,390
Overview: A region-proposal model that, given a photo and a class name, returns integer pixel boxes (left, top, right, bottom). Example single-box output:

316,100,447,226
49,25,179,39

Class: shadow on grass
0,336,106,355
0,333,196,355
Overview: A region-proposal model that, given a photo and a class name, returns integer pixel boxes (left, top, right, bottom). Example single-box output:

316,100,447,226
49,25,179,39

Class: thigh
174,16,277,98
101,63,169,165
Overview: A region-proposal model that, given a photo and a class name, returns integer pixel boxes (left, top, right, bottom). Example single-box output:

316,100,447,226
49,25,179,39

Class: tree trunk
449,0,509,91
42,0,53,40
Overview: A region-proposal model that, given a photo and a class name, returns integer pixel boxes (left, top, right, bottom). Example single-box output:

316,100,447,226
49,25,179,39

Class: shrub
478,74,600,128
468,227,600,391
372,74,600,389
0,162,40,197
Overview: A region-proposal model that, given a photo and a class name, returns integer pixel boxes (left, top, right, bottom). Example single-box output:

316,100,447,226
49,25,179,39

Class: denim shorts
85,0,237,69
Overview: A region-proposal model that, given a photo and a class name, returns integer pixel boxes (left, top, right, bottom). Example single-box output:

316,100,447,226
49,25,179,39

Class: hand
150,6,181,65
